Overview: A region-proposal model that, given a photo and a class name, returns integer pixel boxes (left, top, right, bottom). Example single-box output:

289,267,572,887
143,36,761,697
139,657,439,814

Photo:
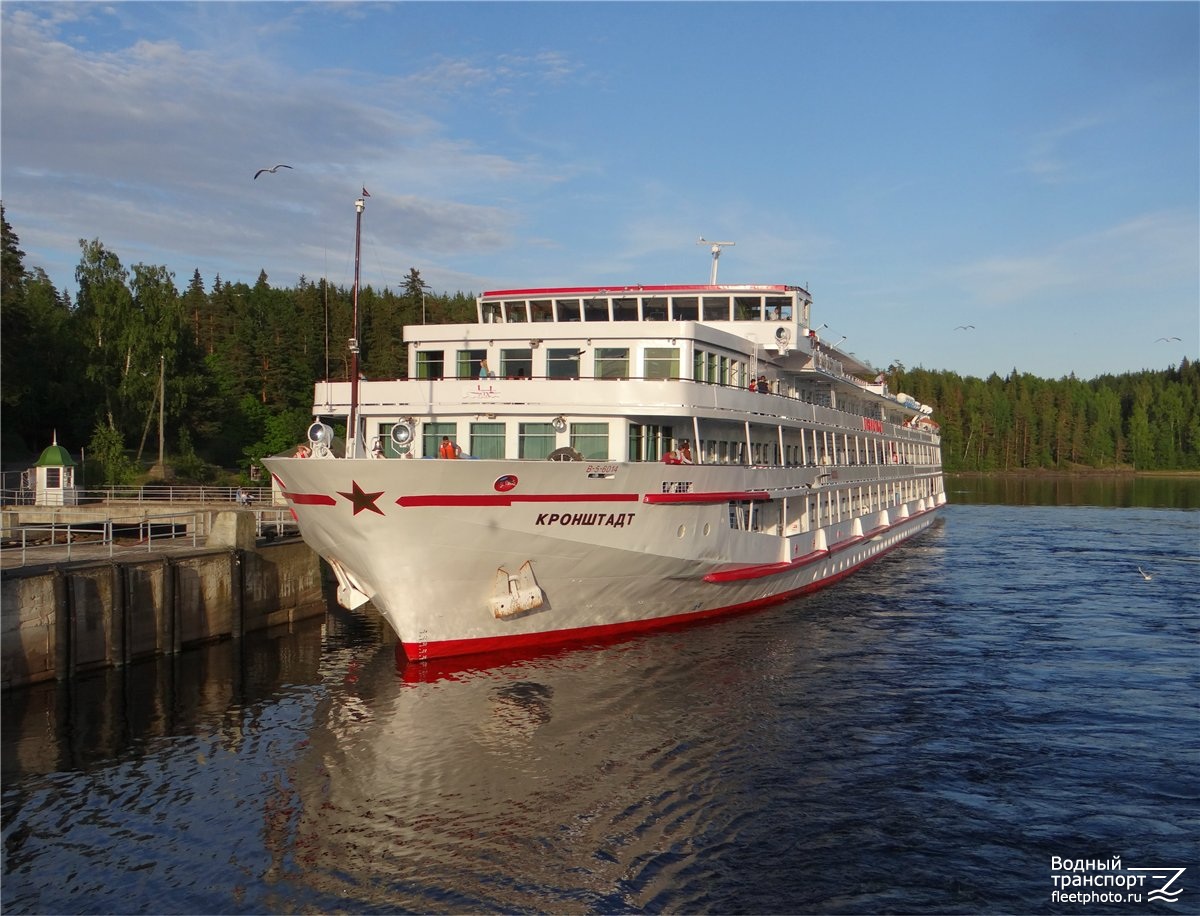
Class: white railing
0,506,298,568
0,485,275,507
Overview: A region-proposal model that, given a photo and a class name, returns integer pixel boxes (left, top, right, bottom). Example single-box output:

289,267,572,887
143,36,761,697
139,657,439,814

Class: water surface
3,493,1197,913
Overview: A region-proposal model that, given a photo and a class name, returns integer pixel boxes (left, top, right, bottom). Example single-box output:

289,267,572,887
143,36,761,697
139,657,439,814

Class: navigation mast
348,195,365,458
698,237,735,284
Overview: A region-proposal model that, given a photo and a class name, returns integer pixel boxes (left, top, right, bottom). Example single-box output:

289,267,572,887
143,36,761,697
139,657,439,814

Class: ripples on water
3,502,1197,914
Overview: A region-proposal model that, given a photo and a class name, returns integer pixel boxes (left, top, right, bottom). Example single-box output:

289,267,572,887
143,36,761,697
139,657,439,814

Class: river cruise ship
266,266,945,660
265,214,945,662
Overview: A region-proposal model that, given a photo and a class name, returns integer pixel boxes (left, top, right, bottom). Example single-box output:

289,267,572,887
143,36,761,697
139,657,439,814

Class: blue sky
2,1,1196,380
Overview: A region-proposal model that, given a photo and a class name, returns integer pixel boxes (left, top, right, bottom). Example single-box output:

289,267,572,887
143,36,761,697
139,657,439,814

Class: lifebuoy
547,446,583,461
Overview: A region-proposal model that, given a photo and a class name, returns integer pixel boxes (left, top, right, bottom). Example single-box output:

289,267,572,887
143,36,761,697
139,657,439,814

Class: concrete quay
1,509,327,690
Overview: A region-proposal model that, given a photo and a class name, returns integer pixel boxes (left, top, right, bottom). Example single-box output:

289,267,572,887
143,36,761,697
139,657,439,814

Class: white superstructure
265,281,945,661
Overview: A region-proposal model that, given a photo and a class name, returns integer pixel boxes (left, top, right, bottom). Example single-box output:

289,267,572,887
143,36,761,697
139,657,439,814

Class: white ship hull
265,455,943,660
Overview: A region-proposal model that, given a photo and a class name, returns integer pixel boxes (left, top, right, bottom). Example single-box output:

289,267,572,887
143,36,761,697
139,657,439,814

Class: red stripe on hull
396,493,640,508
287,492,338,506
400,513,938,662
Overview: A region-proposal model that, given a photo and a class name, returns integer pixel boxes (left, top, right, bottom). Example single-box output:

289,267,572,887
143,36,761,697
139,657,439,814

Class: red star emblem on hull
337,481,386,516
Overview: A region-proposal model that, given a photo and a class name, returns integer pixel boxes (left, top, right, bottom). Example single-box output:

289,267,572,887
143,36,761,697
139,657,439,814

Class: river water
3,477,1197,914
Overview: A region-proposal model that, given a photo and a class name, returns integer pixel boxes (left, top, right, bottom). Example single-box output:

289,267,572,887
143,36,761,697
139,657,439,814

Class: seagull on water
1137,566,1153,580
1155,336,1181,342
254,164,293,179
954,324,975,330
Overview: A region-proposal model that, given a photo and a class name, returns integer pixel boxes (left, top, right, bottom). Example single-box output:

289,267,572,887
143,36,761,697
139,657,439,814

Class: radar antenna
697,237,735,284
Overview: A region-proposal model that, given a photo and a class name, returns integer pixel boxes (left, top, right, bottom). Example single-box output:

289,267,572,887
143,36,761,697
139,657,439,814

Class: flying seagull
254,164,293,179
954,325,975,330
1155,336,1181,342
1137,565,1153,580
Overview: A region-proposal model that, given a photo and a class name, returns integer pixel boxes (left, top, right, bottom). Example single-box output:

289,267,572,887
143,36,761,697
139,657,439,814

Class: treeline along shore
3,205,1197,480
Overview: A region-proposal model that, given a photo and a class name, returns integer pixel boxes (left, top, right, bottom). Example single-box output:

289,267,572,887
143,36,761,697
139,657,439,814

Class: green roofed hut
33,433,78,506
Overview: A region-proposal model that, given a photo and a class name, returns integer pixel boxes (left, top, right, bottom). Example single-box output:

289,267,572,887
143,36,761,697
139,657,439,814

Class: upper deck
476,284,812,329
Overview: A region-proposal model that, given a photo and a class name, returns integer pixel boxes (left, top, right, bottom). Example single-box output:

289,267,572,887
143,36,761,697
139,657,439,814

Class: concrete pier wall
1,540,325,690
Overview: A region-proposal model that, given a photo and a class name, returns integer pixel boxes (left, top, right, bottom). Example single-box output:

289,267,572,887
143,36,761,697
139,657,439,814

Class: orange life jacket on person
439,440,458,459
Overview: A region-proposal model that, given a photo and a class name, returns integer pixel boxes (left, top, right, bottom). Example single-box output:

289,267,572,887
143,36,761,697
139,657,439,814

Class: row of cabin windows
482,295,795,325
416,348,682,381
376,418,937,466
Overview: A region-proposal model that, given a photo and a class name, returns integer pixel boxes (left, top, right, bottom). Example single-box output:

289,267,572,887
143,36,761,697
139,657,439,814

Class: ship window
702,296,730,321
482,302,502,324
501,348,533,379
423,422,457,458
596,348,629,380
583,297,610,322
504,300,528,323
530,299,553,322
628,424,669,461
706,352,718,384
718,355,730,385
766,297,791,320
519,422,556,459
547,347,583,379
570,422,609,460
612,297,638,321
642,297,668,320
415,351,444,380
727,500,760,531
671,296,699,321
470,422,506,459
694,350,706,381
556,299,581,321
733,296,761,320
46,467,61,488
456,349,487,379
644,347,680,380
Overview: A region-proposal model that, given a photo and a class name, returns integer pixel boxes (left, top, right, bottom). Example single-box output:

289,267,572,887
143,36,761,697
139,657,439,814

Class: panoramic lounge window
702,296,730,321
612,298,638,321
504,300,528,322
642,297,668,320
556,299,581,321
766,296,792,320
530,299,554,322
672,297,699,321
583,298,610,322
733,296,761,320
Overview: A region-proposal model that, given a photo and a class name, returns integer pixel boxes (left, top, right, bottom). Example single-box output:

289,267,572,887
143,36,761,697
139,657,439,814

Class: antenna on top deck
698,237,735,285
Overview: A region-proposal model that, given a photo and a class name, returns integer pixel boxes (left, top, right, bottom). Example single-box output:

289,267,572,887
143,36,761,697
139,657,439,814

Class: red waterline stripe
396,493,640,508
287,492,338,506
703,549,828,583
643,490,772,505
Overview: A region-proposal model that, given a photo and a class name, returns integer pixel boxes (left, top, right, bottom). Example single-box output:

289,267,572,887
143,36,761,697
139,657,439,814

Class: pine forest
3,206,1197,485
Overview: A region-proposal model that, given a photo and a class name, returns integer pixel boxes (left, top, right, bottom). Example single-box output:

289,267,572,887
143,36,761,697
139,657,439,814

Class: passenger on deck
663,449,682,465
679,440,693,464
439,436,461,459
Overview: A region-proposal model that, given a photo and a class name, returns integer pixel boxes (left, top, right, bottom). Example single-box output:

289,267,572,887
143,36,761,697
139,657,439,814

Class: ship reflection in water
4,503,1197,914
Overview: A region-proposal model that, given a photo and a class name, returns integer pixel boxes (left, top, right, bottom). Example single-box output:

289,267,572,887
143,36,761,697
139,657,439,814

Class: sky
2,1,1196,381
